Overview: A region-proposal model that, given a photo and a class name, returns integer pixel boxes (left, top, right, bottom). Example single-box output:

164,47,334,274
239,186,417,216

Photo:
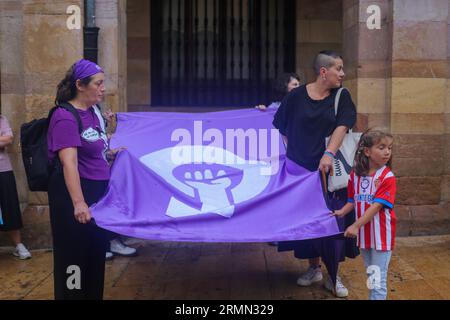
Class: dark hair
313,50,343,76
354,129,394,176
272,72,301,102
54,64,93,106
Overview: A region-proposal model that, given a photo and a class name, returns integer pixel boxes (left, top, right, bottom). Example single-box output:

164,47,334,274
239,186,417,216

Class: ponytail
54,64,93,106
354,132,371,176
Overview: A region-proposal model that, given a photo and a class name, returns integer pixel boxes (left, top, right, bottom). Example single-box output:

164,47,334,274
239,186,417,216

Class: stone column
23,0,84,209
127,0,151,109
443,0,450,210
0,0,84,247
343,0,450,235
0,1,26,204
296,0,343,83
96,0,127,113
390,0,449,234
342,0,393,131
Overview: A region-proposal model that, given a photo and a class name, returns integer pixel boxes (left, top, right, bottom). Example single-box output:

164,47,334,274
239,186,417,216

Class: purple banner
91,109,340,242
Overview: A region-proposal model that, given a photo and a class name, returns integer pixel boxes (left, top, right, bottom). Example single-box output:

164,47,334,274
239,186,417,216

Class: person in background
0,114,32,260
255,72,301,246
255,72,301,111
100,111,138,260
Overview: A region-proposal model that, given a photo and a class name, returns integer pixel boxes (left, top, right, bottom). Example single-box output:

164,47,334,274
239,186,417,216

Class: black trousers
0,171,23,231
48,168,109,300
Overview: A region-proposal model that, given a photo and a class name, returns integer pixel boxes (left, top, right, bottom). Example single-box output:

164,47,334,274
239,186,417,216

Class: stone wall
0,0,84,248
296,0,343,84
342,0,392,131
97,0,128,113
0,0,127,248
126,0,151,109
444,0,450,216
0,0,27,205
389,0,449,235
343,0,450,236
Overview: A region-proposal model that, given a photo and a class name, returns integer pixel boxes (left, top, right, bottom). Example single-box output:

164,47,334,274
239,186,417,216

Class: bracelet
325,149,336,157
324,151,335,159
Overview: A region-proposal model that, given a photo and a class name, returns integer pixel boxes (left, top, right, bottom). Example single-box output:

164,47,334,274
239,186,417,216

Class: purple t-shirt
47,106,110,181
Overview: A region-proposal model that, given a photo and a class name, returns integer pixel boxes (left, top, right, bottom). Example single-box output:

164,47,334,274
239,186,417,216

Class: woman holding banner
273,51,358,298
47,59,123,300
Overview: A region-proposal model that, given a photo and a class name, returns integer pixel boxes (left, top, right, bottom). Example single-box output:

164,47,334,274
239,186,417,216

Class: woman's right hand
74,201,92,224
318,154,333,174
255,105,267,111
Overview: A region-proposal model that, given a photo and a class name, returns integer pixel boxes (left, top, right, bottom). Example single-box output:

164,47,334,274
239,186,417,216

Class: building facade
1,0,449,247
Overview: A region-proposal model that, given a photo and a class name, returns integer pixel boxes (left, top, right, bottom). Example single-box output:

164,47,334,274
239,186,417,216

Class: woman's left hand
103,110,115,125
318,154,333,174
344,224,359,238
106,147,126,163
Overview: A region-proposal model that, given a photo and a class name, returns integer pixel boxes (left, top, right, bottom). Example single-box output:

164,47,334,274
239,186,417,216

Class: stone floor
1,235,450,300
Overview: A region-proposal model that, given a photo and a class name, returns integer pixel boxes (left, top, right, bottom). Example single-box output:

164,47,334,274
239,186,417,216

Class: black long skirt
278,188,360,261
0,170,23,231
48,167,109,300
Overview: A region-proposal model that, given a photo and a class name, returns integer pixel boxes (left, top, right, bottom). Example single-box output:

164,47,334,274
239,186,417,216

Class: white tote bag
325,88,362,192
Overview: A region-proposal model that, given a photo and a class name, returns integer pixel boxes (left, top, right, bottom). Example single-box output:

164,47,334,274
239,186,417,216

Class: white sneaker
296,266,323,286
324,275,349,298
13,243,32,260
110,239,137,257
105,251,114,260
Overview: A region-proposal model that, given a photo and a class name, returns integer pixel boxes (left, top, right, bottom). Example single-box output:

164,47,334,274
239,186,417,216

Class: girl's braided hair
354,129,394,176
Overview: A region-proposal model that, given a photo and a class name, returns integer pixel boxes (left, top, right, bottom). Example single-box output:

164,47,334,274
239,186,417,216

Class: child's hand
331,209,346,218
344,224,359,238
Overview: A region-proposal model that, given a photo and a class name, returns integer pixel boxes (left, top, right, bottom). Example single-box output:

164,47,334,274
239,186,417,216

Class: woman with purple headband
47,59,125,300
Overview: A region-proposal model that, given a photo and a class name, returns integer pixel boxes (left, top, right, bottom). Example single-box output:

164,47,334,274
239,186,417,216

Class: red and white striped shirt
347,166,396,251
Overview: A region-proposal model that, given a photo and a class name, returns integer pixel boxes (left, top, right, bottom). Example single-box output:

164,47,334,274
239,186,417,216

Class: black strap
46,102,83,171
47,102,83,134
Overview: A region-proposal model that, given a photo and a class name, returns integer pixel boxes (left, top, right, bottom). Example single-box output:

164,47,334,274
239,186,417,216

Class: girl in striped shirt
332,130,396,300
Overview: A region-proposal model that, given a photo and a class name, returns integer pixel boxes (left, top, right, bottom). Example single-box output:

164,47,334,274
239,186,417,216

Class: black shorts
0,170,23,231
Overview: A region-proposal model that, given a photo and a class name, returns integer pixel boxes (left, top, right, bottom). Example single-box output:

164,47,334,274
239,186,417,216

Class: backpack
20,102,83,192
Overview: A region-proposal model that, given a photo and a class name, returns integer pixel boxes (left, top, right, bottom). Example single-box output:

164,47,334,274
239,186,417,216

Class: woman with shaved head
273,51,358,298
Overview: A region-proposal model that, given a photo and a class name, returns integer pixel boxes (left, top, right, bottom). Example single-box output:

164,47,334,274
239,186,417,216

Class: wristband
325,149,336,157
324,151,335,159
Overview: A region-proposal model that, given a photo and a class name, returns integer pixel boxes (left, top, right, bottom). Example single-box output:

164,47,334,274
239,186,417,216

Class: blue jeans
360,249,392,300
